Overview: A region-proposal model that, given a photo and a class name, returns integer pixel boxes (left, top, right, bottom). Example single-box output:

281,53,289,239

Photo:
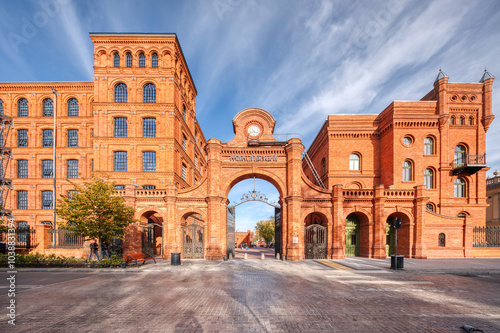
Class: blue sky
1,0,499,231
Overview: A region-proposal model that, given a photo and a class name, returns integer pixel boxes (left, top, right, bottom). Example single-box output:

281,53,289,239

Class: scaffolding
0,108,13,225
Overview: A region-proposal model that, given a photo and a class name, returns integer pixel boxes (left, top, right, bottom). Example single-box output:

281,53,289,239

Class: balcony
453,154,487,175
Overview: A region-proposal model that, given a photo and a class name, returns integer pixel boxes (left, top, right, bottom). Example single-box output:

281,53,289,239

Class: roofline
89,32,197,94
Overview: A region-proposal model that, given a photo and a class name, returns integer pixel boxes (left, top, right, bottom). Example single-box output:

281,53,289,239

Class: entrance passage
304,224,327,259
182,223,204,259
386,221,395,256
345,214,360,256
142,224,154,257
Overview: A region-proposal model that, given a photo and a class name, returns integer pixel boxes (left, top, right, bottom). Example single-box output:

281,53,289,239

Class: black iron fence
473,226,500,247
48,228,84,249
0,227,36,249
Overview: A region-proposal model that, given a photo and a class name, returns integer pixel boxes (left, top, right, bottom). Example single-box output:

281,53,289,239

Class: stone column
372,184,386,259
412,185,428,259
331,184,344,259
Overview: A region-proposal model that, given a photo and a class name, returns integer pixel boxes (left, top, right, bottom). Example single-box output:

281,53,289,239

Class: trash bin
391,255,404,269
171,252,181,266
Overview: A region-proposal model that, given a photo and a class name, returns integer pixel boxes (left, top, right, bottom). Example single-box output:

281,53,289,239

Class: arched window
349,153,360,170
114,83,127,103
67,98,79,117
113,52,120,67
424,137,434,155
454,145,466,167
182,105,187,121
469,117,474,125
459,116,465,125
321,158,326,176
42,98,53,117
424,168,434,189
402,160,412,181
454,178,466,198
126,52,132,67
438,233,446,247
450,116,455,125
182,163,187,181
151,52,158,68
426,203,434,212
457,212,468,218
139,52,145,67
0,100,3,115
182,135,187,151
143,83,156,103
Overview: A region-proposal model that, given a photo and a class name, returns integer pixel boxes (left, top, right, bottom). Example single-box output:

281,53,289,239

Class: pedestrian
88,239,99,261
102,240,110,259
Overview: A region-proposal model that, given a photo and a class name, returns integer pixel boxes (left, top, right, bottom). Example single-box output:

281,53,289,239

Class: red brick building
235,230,254,248
0,33,496,260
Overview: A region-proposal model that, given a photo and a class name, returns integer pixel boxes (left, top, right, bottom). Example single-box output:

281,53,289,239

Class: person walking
102,240,110,259
89,239,99,261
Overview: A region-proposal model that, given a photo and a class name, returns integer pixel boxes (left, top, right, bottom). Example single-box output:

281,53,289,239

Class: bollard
283,255,286,261
276,253,280,260
261,253,265,260
244,253,247,260
229,252,233,260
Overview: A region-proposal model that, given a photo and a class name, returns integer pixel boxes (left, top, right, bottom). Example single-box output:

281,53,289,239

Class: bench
123,253,156,268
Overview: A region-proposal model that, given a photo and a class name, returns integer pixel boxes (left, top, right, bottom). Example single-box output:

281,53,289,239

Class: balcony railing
453,154,486,175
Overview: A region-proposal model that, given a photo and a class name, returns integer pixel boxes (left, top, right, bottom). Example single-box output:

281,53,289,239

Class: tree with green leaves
56,176,136,261
255,217,275,245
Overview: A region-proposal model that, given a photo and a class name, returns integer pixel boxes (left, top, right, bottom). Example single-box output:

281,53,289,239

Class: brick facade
0,33,495,260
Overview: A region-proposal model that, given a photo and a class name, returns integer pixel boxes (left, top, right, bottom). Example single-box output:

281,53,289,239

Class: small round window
403,136,413,145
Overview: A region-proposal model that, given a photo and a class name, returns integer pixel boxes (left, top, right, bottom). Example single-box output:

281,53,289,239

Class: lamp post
51,88,57,228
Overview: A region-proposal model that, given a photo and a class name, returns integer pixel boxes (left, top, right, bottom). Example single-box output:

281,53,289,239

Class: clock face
248,125,261,136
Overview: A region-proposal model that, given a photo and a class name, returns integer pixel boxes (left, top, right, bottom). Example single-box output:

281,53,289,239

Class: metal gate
142,225,155,257
275,207,282,257
304,224,327,259
227,207,235,258
182,223,204,259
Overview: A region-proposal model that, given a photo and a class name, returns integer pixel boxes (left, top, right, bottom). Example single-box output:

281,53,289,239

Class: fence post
34,224,51,252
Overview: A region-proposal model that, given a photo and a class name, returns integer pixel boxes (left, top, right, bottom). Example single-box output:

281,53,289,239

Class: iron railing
48,228,84,249
0,227,36,249
454,154,486,168
473,226,500,247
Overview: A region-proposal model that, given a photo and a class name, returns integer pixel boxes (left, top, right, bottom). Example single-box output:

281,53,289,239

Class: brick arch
178,209,206,226
222,168,286,200
343,209,372,223
135,207,165,224
300,209,331,225
385,210,413,257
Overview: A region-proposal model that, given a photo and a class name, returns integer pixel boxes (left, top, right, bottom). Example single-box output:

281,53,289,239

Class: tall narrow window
450,116,455,125
143,83,156,103
349,153,360,170
67,98,79,117
126,52,132,67
67,159,78,178
438,233,446,247
321,158,326,176
139,52,145,67
0,100,3,115
43,98,53,117
113,52,120,67
182,105,187,121
454,145,466,167
17,191,28,209
424,168,434,189
67,129,78,147
142,152,156,172
194,155,198,168
114,151,127,172
114,83,127,103
151,52,158,68
402,160,412,181
454,178,466,198
469,117,474,125
459,116,465,125
424,137,434,155
42,190,53,209
114,117,127,137
16,221,29,242
18,98,28,117
143,118,156,138
42,160,53,178
17,160,28,178
42,129,53,147
182,163,187,181
18,129,28,147
182,135,187,151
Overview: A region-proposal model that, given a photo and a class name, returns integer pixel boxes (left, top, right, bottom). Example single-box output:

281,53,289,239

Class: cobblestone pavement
1,259,500,332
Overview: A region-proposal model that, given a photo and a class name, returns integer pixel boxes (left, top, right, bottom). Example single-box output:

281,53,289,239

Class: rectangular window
114,117,127,137
114,185,125,190
195,156,198,168
17,160,28,178
42,160,53,178
67,190,78,200
16,221,29,242
182,164,187,181
142,152,156,172
67,129,79,147
17,190,28,209
18,129,28,147
42,129,53,147
142,185,156,189
143,118,156,138
182,135,187,151
114,151,127,172
67,160,79,178
42,190,53,209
